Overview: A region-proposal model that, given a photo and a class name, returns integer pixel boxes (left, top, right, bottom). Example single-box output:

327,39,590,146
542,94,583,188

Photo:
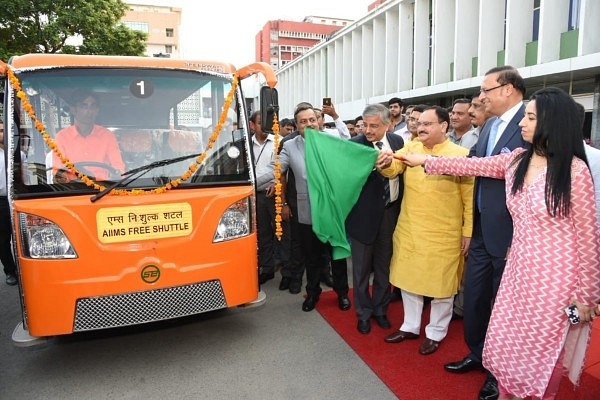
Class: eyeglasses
416,121,441,127
480,83,507,95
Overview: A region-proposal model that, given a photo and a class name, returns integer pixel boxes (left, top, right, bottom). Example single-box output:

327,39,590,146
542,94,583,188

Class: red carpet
315,289,600,400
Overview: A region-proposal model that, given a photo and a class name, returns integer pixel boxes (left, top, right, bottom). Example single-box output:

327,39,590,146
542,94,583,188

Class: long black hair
510,87,588,218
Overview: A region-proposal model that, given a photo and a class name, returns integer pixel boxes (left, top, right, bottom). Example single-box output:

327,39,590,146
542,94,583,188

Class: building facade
275,0,600,144
255,17,352,70
123,4,182,58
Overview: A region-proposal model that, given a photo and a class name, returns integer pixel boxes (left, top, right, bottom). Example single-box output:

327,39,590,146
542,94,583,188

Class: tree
0,0,148,60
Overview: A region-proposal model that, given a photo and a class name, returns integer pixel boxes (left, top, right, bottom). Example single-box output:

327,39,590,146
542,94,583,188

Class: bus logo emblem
141,265,160,283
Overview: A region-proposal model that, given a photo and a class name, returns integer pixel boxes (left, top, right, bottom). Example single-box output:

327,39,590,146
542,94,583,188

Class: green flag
304,128,378,259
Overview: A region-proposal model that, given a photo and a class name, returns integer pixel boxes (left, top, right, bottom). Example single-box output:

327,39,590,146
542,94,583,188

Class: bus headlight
213,199,250,242
18,213,77,259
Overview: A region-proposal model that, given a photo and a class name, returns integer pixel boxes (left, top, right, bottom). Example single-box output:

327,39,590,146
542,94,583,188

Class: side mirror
260,86,279,133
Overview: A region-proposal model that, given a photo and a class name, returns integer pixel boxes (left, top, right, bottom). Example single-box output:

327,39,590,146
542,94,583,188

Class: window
123,21,149,33
166,28,174,37
568,0,581,30
165,45,173,54
533,0,540,41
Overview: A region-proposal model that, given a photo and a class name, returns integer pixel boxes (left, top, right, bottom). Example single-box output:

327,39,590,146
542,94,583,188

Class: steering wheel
57,161,121,182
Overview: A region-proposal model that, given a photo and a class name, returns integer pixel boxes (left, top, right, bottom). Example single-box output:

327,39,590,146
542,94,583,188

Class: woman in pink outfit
381,87,600,399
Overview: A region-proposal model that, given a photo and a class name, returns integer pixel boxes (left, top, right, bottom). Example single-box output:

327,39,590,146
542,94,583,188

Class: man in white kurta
380,106,474,355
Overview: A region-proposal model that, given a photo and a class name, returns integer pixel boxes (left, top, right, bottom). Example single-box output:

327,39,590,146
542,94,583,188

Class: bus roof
4,54,277,88
8,54,238,75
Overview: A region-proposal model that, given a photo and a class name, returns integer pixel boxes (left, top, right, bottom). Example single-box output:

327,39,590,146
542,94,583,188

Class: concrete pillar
361,24,374,98
591,75,600,148
385,8,400,92
351,29,363,100
454,0,479,80
477,0,505,73
579,0,600,55
505,0,531,67
413,0,430,88
398,2,414,91
432,0,455,84
373,16,387,96
538,0,568,63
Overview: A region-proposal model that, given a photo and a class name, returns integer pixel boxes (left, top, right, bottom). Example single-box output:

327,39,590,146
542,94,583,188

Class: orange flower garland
7,66,239,196
271,115,283,240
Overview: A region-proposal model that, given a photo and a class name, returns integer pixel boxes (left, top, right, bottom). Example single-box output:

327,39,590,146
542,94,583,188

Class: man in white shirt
250,111,277,285
0,121,18,286
585,143,600,226
317,100,351,139
576,103,600,227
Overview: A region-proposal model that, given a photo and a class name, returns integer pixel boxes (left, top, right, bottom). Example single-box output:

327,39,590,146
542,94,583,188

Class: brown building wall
256,20,344,69
123,4,181,57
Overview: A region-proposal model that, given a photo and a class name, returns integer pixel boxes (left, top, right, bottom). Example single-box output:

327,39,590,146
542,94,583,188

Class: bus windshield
12,68,249,198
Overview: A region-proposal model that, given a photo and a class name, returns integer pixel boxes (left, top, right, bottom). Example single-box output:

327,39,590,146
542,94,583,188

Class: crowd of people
2,64,598,400
252,65,600,400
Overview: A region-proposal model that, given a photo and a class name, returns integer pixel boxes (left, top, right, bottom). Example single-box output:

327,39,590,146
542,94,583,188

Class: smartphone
565,304,580,324
323,97,332,107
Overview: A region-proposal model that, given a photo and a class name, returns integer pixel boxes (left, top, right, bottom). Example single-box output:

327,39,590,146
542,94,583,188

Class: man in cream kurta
380,106,474,355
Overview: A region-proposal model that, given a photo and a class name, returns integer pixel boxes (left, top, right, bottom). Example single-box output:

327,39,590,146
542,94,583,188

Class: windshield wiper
90,152,202,202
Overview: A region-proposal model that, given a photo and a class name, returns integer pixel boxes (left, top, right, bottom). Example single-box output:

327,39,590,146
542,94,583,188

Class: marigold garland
7,66,239,196
272,115,283,240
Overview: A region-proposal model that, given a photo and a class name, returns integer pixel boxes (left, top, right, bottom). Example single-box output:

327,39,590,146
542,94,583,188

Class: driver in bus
53,90,125,182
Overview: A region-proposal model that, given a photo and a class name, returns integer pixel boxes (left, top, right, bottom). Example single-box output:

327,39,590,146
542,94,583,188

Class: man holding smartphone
320,98,351,139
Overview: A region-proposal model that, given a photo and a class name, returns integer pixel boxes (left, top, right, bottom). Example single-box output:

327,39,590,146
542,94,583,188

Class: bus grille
73,280,227,332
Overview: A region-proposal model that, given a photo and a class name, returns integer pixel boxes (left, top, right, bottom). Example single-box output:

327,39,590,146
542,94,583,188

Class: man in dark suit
443,66,528,400
346,104,404,334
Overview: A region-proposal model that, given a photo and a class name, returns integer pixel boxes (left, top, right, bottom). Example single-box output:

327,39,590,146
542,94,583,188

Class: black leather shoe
478,375,499,400
444,357,483,373
279,277,291,290
5,273,17,286
258,272,274,284
320,274,334,288
288,280,301,294
338,295,351,311
302,295,319,312
357,319,371,334
373,314,391,329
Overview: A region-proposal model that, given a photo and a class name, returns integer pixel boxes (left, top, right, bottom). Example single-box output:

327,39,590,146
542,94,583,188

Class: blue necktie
478,118,503,211
485,118,502,156
376,142,390,205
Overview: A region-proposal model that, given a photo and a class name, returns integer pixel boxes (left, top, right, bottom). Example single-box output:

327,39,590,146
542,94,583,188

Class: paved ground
0,266,397,400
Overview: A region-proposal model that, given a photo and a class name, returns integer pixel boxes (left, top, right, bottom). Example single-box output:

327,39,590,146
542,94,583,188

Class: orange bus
0,54,279,344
